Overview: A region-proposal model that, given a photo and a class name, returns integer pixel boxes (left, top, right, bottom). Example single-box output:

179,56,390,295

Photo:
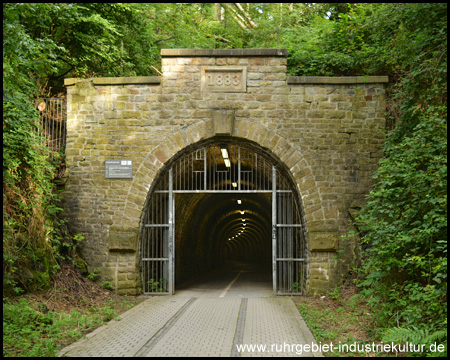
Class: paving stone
58,265,323,357
239,298,323,357
58,297,190,357
145,298,241,357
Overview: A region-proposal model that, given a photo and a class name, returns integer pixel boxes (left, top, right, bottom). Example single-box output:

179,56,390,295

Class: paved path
58,263,323,357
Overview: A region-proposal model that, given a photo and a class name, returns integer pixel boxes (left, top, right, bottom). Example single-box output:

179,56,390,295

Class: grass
3,264,146,357
292,283,383,357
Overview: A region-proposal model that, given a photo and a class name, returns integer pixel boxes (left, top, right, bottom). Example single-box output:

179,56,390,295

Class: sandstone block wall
63,49,387,295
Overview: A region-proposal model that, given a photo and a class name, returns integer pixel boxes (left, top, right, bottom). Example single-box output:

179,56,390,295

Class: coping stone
64,76,161,86
287,76,389,84
161,48,288,57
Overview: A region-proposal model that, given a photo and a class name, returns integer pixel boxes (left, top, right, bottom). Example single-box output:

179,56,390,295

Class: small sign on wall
105,159,133,179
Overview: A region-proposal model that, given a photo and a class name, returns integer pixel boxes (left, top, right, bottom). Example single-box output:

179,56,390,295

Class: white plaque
105,159,133,178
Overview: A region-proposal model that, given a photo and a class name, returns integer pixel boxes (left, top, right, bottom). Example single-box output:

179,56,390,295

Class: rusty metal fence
35,98,67,156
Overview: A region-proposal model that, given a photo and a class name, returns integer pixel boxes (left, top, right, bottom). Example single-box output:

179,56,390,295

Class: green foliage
295,290,376,356
86,268,101,282
340,2,448,348
2,297,136,357
148,278,167,292
101,281,114,291
287,3,447,80
3,3,447,349
290,282,301,293
3,27,61,293
3,3,89,295
356,111,447,334
382,325,447,357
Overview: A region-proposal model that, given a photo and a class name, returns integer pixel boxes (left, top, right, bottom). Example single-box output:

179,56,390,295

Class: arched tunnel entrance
139,139,308,295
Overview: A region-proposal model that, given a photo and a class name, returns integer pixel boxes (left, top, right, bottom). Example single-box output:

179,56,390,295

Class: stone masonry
63,49,388,295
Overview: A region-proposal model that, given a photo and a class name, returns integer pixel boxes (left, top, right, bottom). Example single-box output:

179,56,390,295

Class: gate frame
140,140,308,296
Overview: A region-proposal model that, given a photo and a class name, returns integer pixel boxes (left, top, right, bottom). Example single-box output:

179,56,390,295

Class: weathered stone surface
161,48,288,57
287,76,389,84
201,66,247,93
62,48,387,295
212,110,235,135
309,232,339,251
65,76,161,86
108,228,138,252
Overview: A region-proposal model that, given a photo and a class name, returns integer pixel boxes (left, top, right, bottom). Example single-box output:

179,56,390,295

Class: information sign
105,159,133,179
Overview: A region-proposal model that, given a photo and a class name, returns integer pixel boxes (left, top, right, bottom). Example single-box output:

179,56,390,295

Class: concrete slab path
58,263,323,357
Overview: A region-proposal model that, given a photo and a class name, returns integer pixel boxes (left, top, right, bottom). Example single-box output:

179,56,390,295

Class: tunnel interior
174,192,272,286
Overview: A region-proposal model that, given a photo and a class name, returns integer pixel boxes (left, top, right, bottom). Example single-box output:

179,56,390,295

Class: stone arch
120,119,324,231
137,135,312,294
233,119,324,228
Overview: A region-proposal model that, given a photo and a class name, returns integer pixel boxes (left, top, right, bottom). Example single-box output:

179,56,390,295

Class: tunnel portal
140,139,308,295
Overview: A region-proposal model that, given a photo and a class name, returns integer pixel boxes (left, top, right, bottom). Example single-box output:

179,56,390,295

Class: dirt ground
19,263,147,317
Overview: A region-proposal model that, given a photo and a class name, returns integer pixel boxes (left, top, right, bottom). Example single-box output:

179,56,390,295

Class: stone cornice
64,76,161,86
161,48,288,57
287,76,389,84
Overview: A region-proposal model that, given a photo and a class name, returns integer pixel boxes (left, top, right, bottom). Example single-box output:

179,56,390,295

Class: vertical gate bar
45,100,48,151
195,152,197,190
56,99,58,151
48,99,51,154
286,194,289,293
181,156,184,190
263,156,266,190
168,168,174,294
44,99,48,151
253,153,256,189
51,99,54,153
172,189,175,294
272,166,277,294
238,147,241,191
291,195,295,292
290,195,293,292
281,195,285,293
46,98,49,148
46,99,49,155
47,99,54,151
50,99,53,151
59,98,62,153
280,194,283,292
62,98,65,151
204,147,207,190
55,100,58,153
279,198,289,293
142,226,145,292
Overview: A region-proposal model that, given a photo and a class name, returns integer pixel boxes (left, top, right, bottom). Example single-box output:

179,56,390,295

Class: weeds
2,264,145,357
293,283,377,357
2,296,141,357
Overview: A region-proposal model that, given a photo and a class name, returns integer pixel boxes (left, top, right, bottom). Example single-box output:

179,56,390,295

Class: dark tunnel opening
175,193,272,287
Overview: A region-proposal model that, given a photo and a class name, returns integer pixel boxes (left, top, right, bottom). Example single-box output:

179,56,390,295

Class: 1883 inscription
201,66,246,93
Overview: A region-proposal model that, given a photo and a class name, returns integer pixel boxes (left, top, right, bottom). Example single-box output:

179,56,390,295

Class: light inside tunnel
220,147,229,160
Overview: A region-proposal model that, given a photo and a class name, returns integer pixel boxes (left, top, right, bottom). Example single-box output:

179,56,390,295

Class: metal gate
140,143,308,295
35,98,67,155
